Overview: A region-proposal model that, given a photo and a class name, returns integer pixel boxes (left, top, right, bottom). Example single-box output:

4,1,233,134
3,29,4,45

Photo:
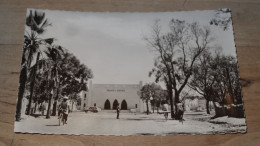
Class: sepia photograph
14,8,246,135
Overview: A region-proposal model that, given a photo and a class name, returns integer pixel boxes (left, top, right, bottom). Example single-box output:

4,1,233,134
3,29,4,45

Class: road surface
14,111,246,135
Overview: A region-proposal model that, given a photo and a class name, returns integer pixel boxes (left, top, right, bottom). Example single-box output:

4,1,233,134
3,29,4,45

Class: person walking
177,102,184,123
162,101,169,120
116,105,120,119
58,96,70,124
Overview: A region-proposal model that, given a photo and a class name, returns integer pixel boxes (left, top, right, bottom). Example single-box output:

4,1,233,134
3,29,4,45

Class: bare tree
145,19,213,119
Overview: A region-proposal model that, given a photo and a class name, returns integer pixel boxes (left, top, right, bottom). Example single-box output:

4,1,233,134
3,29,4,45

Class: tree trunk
206,100,210,114
26,52,40,115
71,101,74,113
168,87,174,119
152,101,154,113
212,101,218,118
15,66,27,121
226,68,235,104
174,92,180,120
33,102,38,113
46,93,52,119
212,101,227,118
146,100,149,115
26,80,35,115
51,84,60,116
52,101,57,116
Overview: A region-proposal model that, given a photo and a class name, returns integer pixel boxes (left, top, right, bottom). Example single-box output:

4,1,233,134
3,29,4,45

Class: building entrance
104,99,111,109
113,99,119,110
121,100,127,110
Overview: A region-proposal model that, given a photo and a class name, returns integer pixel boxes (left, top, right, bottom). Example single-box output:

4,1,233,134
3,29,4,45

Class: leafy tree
189,48,244,117
211,53,245,117
140,83,163,115
211,53,243,105
44,45,64,119
33,71,50,104
154,89,168,113
210,8,232,31
145,19,213,119
188,50,216,114
50,52,93,116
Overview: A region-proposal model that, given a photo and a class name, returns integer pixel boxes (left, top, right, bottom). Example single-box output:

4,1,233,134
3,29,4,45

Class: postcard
14,9,246,135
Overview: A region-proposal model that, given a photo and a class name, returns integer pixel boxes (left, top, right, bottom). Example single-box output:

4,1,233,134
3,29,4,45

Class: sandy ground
14,111,246,135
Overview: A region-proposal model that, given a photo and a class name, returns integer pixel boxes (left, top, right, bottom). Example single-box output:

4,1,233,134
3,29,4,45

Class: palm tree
26,52,40,115
15,54,27,121
44,45,64,119
15,10,54,119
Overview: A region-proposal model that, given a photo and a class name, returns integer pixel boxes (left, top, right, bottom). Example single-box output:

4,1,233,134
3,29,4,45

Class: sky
26,9,237,88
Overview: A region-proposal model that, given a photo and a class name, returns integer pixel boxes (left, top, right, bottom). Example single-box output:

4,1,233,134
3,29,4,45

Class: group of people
116,101,184,121
161,101,184,121
55,98,184,123
25,96,70,124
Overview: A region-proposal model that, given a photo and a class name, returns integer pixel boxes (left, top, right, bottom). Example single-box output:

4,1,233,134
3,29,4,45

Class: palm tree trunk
26,79,35,115
46,92,52,119
15,66,27,121
51,84,60,116
26,52,40,115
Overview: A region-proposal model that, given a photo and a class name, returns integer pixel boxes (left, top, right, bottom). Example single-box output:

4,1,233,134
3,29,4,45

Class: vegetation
145,19,213,119
15,10,93,121
145,18,244,119
140,83,165,115
210,8,232,31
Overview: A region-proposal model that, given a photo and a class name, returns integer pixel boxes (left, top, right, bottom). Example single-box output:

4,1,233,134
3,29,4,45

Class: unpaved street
15,111,246,135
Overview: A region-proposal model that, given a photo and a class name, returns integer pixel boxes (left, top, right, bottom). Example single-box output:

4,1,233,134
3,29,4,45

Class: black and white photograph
14,8,246,135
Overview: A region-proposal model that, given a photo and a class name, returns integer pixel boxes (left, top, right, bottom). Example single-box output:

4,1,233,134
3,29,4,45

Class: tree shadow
124,118,151,121
46,124,60,126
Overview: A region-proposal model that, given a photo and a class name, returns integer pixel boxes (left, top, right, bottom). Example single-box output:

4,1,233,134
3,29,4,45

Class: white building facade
80,81,145,112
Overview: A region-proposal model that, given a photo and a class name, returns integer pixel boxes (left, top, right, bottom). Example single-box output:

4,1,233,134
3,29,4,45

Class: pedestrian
162,101,169,119
30,102,35,115
59,96,70,124
116,105,120,119
39,104,42,114
177,102,184,123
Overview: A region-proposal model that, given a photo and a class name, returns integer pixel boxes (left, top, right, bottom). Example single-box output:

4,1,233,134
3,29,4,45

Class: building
80,80,145,112
184,96,214,112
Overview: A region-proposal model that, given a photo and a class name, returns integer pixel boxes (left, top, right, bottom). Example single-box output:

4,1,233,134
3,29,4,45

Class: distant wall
185,98,214,112
81,81,144,112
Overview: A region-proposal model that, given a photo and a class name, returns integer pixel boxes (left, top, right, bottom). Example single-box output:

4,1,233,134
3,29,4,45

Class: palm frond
42,38,54,45
34,10,45,25
41,19,52,29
